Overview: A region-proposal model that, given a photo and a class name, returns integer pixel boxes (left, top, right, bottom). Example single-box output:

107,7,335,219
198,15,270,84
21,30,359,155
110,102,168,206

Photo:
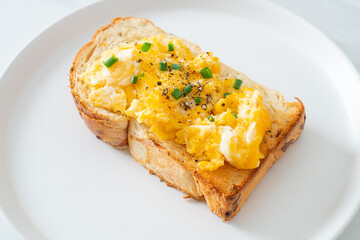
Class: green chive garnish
171,88,183,100
139,73,144,77
200,67,213,79
207,116,215,122
232,113,238,118
224,92,230,98
141,42,151,52
172,64,181,71
183,84,192,95
131,76,138,84
168,43,174,52
195,97,202,104
103,56,119,68
233,79,243,89
159,61,167,71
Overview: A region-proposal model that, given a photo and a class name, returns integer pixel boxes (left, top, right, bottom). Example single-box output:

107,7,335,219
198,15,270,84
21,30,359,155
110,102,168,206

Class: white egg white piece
246,122,257,144
219,126,238,163
106,48,140,86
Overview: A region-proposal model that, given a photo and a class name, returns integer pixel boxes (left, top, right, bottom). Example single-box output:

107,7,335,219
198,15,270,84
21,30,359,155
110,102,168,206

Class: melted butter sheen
80,34,271,171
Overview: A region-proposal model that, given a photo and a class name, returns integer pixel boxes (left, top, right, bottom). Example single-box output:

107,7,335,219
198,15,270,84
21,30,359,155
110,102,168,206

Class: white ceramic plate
1,0,359,239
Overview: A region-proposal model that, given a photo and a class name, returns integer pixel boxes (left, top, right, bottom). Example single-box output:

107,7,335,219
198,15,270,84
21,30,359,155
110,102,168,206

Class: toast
69,17,305,220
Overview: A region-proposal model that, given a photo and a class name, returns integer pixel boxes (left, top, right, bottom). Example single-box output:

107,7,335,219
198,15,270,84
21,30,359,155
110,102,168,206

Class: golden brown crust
194,99,305,220
79,109,128,149
128,118,204,200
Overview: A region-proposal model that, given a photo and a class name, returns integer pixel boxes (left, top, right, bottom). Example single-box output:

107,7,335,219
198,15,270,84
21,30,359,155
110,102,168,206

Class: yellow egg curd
80,34,271,171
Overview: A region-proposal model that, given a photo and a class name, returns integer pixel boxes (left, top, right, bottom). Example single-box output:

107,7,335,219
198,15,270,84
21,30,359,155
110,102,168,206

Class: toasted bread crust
128,118,204,200
70,17,306,220
194,100,305,220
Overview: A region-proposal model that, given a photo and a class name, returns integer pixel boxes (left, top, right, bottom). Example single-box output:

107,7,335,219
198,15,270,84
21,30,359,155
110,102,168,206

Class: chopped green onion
233,79,243,89
171,88,183,100
141,42,151,52
183,84,192,95
200,67,213,79
159,61,167,71
207,116,215,122
232,113,238,118
168,43,174,52
224,92,230,98
139,73,144,77
195,97,202,104
103,56,118,68
131,76,138,84
171,64,181,71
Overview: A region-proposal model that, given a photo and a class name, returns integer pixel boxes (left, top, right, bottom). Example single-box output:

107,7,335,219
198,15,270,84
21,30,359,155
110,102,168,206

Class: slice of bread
70,17,305,220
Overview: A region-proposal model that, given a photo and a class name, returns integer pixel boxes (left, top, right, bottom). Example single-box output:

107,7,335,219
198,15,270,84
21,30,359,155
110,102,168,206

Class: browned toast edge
194,99,305,220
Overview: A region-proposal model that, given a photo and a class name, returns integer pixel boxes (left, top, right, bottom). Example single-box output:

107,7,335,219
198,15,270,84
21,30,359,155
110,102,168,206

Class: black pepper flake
157,82,162,85
195,159,198,162
171,54,174,57
178,121,181,123
162,88,168,95
180,101,191,111
206,94,211,104
201,104,207,110
166,95,170,100
222,103,225,107
137,59,142,63
145,86,148,90
150,62,153,66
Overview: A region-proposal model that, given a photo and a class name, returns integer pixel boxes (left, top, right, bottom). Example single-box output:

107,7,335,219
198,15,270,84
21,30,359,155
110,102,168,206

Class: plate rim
0,0,359,239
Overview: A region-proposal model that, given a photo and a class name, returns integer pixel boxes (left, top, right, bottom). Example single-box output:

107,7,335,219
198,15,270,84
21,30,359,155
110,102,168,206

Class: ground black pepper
162,88,168,95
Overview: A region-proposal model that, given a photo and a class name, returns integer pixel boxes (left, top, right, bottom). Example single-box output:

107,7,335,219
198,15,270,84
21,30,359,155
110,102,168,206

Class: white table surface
0,0,359,239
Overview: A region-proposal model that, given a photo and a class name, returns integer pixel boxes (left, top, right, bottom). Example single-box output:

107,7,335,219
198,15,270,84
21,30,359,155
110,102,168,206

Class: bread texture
70,17,305,220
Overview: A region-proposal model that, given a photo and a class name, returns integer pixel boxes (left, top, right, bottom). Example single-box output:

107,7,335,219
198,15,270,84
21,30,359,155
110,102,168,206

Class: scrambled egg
80,34,271,171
